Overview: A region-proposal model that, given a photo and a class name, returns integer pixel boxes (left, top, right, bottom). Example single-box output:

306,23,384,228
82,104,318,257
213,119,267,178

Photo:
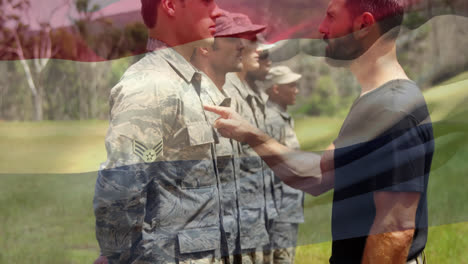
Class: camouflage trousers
179,252,264,264
237,250,265,264
176,257,219,264
176,255,234,264
175,253,268,264
264,222,299,264
263,247,296,264
192,249,293,264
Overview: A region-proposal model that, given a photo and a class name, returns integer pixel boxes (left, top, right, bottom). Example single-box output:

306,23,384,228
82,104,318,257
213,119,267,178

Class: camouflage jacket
199,72,242,255
94,40,228,263
223,73,275,249
265,100,305,223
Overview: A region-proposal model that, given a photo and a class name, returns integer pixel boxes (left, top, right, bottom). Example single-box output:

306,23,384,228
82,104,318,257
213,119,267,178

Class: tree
0,0,69,121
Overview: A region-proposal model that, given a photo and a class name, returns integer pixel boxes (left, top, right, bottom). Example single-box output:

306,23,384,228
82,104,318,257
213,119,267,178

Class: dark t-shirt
330,80,434,264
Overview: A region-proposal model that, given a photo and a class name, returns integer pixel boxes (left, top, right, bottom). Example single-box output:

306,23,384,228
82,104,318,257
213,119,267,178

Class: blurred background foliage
1,0,468,121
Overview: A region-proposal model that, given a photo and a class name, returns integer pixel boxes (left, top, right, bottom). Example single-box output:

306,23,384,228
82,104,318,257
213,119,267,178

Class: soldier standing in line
92,0,227,263
222,13,278,264
264,66,304,264
191,11,255,263
193,11,303,264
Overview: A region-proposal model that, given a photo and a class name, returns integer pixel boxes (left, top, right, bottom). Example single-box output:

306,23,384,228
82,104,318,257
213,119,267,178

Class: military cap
215,11,266,37
266,66,302,85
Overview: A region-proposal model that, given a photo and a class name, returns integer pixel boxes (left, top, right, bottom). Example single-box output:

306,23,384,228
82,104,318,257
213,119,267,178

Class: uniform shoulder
110,54,183,102
265,101,282,117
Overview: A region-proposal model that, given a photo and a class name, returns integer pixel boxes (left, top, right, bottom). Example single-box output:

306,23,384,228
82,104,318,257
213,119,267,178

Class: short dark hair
141,0,161,28
345,0,404,38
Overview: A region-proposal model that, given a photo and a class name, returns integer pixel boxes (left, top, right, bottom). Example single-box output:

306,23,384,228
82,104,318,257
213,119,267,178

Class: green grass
0,121,106,263
0,173,99,264
1,73,468,263
0,120,108,174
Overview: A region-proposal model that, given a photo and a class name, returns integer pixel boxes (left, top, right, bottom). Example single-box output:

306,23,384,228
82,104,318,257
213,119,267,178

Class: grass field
1,73,468,263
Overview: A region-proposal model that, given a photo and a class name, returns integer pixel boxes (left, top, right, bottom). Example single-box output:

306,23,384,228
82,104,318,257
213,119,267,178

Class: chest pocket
176,121,217,188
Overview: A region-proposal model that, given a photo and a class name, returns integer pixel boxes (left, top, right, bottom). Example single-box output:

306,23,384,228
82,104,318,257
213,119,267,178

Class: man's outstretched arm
204,105,334,195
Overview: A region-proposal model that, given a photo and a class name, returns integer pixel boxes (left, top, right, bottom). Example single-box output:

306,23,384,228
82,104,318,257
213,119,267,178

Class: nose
211,4,223,19
237,39,245,51
318,18,328,37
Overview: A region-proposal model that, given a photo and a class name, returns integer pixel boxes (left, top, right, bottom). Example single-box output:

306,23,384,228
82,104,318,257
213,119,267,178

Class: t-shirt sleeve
371,113,427,193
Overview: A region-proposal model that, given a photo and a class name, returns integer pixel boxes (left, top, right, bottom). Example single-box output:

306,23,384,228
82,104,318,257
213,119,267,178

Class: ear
273,84,280,95
199,47,210,56
160,0,176,17
353,12,376,39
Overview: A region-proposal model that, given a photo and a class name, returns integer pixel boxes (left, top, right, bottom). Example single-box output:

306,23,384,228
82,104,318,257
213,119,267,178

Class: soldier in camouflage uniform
191,11,252,262
222,13,278,264
93,1,225,263
193,12,281,264
264,66,304,264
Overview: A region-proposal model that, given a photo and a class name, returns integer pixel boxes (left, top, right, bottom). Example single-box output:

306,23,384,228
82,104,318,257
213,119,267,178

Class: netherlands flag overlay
1,0,468,263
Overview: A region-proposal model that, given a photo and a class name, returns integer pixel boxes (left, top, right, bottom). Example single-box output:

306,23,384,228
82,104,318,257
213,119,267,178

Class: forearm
246,128,324,194
203,105,331,194
363,192,420,264
362,228,415,264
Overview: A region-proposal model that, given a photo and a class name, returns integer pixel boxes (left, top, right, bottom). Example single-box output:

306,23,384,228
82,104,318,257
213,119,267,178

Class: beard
324,32,364,68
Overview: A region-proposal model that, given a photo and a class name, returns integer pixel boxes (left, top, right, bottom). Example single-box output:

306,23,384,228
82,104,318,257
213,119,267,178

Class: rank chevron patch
133,139,163,163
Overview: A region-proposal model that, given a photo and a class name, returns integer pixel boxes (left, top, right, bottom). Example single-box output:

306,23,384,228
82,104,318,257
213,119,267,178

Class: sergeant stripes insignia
133,139,163,163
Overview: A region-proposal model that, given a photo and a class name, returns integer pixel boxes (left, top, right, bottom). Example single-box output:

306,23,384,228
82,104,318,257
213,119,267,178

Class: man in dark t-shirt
315,0,434,261
330,79,433,263
203,0,433,263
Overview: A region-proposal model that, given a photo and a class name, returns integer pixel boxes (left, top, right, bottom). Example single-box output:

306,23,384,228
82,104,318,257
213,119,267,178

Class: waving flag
1,0,468,263
1,0,468,61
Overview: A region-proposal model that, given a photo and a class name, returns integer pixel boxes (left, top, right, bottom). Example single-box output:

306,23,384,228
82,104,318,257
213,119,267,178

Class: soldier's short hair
345,0,404,39
141,0,161,28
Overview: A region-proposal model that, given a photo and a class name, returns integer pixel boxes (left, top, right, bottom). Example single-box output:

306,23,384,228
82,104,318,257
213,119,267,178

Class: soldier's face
278,82,299,106
239,34,260,72
176,0,222,46
253,54,272,81
210,37,244,73
319,0,364,65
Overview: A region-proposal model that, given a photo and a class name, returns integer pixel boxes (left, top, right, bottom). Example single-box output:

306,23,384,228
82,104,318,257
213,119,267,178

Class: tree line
1,0,467,121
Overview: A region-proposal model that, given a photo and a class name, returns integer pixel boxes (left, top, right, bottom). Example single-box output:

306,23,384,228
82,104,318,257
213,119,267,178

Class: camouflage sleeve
265,110,286,144
93,75,170,257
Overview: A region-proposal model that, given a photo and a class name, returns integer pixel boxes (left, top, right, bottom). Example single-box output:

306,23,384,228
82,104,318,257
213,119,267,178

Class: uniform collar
267,100,291,121
200,72,230,106
146,38,169,52
250,80,270,104
225,73,251,100
255,89,269,106
147,38,197,84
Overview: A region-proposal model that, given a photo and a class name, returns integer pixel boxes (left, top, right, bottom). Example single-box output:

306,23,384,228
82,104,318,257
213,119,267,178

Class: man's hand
204,105,264,144
204,104,325,194
93,255,108,264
